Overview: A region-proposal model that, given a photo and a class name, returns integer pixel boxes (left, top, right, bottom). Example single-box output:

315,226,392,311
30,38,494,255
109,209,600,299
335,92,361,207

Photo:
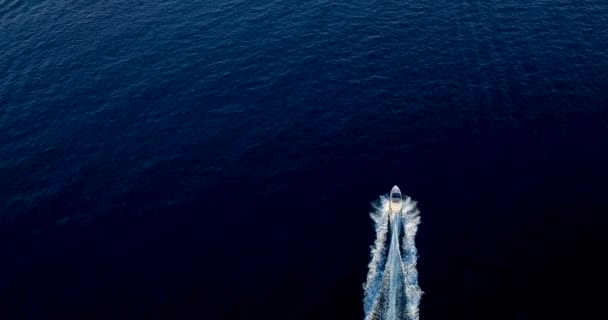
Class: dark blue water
1,0,607,319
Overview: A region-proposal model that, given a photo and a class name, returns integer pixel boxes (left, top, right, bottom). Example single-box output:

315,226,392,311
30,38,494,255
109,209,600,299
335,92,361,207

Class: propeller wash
363,186,422,320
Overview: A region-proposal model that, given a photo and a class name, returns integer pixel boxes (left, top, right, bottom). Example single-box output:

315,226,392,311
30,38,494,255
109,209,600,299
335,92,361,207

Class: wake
363,191,422,320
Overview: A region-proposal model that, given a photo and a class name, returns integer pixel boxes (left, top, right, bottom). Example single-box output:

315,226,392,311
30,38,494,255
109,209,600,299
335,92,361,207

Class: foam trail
363,194,421,320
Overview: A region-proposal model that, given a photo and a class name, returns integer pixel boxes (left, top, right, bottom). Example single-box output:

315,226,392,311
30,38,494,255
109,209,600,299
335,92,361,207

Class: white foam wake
363,194,421,320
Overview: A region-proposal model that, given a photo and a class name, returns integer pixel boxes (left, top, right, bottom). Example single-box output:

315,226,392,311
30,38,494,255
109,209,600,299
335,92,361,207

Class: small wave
0,0,48,21
0,0,25,19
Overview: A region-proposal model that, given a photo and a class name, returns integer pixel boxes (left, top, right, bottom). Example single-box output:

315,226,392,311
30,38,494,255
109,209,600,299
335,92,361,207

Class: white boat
389,185,403,215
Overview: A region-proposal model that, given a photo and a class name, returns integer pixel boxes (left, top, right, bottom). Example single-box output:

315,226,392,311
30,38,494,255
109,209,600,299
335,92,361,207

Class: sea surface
1,0,607,319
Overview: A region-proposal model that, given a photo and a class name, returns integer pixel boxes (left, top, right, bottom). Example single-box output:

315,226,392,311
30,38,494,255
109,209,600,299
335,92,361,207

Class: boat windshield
391,193,402,203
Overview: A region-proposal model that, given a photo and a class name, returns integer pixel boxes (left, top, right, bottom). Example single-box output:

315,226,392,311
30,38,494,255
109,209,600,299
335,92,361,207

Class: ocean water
1,0,607,319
